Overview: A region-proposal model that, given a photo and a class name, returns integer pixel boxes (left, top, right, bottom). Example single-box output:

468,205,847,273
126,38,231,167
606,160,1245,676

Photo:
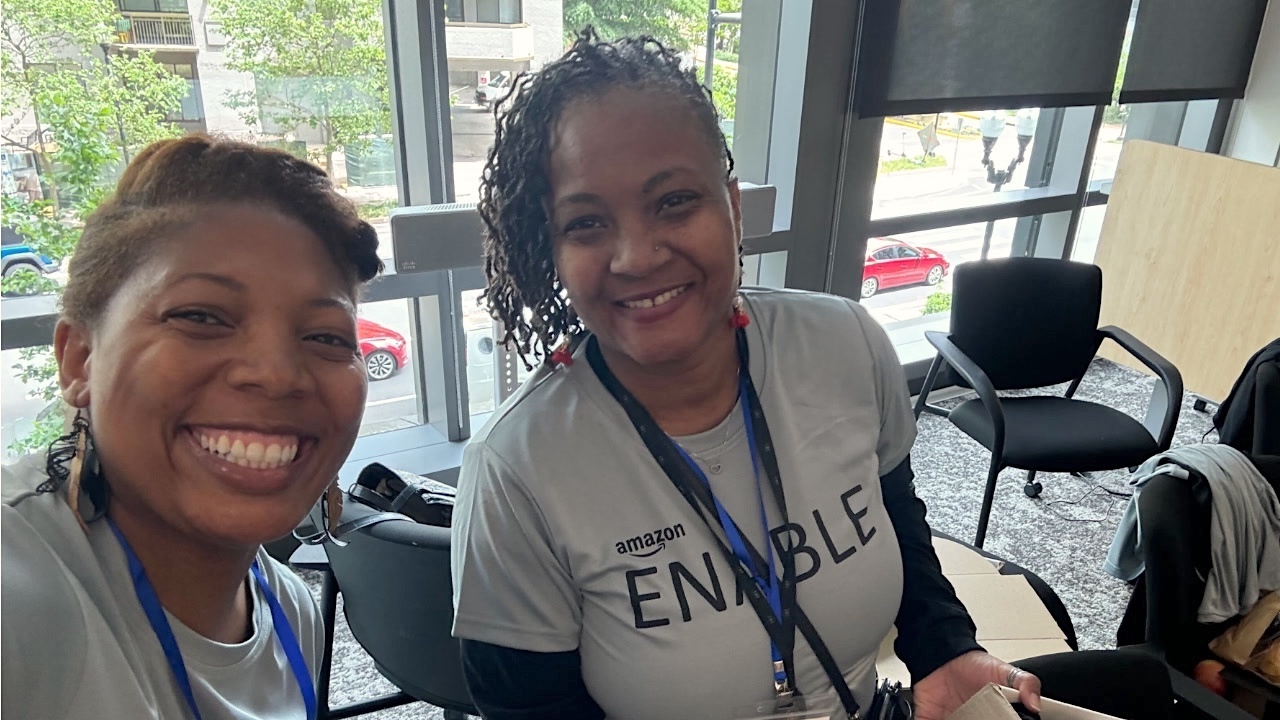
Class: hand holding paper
911,650,1043,720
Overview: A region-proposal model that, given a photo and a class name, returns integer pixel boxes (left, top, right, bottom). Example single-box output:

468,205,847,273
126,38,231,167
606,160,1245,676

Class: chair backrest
1254,360,1280,456
950,257,1103,390
323,502,475,715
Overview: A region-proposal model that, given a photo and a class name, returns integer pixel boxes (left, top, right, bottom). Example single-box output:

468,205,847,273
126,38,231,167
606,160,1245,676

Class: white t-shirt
2,454,323,720
452,288,916,720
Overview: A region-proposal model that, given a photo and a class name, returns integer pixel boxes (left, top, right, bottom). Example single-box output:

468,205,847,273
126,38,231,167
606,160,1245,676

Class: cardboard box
876,538,1072,684
947,684,1121,720
950,574,1066,642
933,538,1000,576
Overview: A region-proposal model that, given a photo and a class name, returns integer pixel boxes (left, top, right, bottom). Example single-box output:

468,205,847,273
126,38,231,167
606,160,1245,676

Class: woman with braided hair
451,29,1171,720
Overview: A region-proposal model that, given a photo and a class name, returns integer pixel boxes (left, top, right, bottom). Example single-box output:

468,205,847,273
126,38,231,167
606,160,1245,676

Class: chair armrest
924,331,1006,453
1126,644,1259,720
1100,326,1184,452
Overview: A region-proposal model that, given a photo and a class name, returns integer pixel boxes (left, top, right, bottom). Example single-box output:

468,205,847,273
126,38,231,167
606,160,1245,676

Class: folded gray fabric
1105,444,1280,623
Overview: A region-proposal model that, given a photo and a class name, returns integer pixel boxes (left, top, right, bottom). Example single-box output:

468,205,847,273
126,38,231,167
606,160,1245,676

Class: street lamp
1015,108,1038,163
978,110,1004,166
976,109,1037,260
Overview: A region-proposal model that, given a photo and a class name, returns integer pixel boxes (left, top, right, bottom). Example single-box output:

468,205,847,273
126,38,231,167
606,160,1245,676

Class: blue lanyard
672,371,788,692
108,521,318,720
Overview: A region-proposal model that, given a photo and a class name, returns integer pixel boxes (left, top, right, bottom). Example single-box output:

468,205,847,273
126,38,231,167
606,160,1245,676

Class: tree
711,63,735,121
563,0,708,49
2,0,187,191
1,0,185,453
1,0,116,196
210,0,391,176
1104,51,1130,125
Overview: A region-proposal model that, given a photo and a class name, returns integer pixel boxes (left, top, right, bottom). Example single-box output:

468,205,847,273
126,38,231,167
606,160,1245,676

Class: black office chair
322,501,476,720
914,257,1183,548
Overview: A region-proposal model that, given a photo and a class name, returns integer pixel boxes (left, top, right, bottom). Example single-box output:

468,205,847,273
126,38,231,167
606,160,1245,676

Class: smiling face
547,87,741,372
56,204,368,549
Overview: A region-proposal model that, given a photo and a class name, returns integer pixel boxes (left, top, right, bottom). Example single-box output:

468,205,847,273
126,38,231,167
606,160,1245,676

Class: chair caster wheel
1024,481,1043,498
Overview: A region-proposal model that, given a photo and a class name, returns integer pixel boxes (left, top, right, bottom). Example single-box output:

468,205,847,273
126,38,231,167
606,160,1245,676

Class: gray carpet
302,357,1217,718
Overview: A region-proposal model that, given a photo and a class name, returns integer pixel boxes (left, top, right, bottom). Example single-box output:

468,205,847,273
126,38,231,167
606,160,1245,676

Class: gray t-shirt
452,288,916,720
2,454,323,720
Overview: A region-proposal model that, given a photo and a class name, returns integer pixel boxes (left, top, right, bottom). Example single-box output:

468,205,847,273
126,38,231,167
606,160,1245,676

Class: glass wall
0,0,417,451
873,108,1049,218
0,0,1240,460
441,0,754,416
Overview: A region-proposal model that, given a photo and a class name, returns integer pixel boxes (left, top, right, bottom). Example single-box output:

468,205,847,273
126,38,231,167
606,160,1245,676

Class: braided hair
479,27,734,368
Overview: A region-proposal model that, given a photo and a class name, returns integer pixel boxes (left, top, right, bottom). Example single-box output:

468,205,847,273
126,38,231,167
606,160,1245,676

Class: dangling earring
297,478,347,546
325,480,343,537
730,295,751,328
550,334,575,367
65,410,96,533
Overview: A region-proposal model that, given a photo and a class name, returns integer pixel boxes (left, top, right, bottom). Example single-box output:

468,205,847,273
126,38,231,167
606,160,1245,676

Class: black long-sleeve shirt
460,455,981,720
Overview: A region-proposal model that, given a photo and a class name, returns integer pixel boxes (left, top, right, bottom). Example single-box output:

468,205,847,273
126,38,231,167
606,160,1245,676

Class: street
861,221,1017,323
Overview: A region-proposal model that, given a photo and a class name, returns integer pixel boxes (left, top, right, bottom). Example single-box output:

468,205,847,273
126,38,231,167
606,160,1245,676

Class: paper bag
946,684,1122,720
1210,591,1280,685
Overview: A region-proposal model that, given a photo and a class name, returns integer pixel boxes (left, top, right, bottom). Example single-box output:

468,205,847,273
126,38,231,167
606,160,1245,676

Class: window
118,0,189,13
872,107,1051,219
475,0,521,24
432,2,761,416
863,215,1062,364
1,0,418,449
357,299,423,437
159,62,204,124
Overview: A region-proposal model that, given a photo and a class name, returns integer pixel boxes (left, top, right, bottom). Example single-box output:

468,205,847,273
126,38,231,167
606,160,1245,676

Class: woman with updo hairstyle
2,134,381,719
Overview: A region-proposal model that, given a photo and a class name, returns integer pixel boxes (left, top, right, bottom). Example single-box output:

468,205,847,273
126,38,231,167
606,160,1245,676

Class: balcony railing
119,12,195,47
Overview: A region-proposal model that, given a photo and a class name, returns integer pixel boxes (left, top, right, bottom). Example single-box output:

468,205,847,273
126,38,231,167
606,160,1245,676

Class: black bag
295,463,457,546
348,462,456,527
1214,337,1280,456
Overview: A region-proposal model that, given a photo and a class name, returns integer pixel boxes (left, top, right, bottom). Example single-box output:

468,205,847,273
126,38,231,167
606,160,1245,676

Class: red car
861,238,951,298
358,317,410,381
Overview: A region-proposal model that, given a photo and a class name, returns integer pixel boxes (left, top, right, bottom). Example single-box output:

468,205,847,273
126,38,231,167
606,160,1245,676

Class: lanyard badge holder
109,521,318,720
588,330,908,720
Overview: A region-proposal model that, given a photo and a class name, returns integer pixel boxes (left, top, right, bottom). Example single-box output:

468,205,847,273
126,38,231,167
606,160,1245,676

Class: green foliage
714,49,738,63
356,198,399,221
1105,51,1129,126
4,346,63,454
711,64,736,121
563,0,708,48
879,154,947,174
0,0,116,121
2,0,184,454
923,291,953,315
8,410,66,456
211,0,392,173
1,196,76,265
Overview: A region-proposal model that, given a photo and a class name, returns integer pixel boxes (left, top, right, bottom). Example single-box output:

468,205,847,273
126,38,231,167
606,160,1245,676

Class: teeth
622,285,686,310
196,431,301,470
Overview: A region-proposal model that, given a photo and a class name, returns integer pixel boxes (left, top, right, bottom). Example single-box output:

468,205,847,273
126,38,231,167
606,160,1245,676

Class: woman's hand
911,650,1042,720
